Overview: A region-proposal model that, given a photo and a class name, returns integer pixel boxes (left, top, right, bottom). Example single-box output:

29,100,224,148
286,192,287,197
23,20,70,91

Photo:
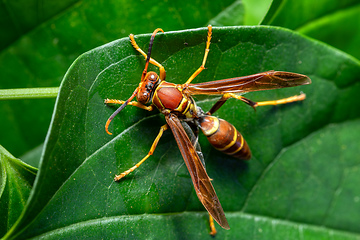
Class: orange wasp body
105,26,311,235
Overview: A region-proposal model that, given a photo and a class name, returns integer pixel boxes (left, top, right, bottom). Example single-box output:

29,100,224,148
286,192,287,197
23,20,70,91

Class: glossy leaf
4,26,360,239
0,145,37,237
262,0,360,59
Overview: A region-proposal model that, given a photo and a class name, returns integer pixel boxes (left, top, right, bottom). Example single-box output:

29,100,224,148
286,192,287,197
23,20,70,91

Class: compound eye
148,72,158,82
137,91,149,104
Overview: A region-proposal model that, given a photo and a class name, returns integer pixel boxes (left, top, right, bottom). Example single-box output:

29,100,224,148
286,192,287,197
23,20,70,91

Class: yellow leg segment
222,93,255,103
207,92,254,115
209,214,217,236
104,99,154,111
254,93,306,107
114,124,169,181
222,92,306,107
184,25,213,85
130,34,166,80
207,92,306,115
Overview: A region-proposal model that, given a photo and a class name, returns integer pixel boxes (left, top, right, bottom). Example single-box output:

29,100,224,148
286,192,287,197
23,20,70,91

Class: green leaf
242,0,273,25
297,5,360,60
20,144,44,169
208,0,246,26
261,0,360,59
262,0,358,30
4,26,360,239
0,145,37,237
208,0,273,26
0,0,241,158
243,119,360,233
6,212,360,239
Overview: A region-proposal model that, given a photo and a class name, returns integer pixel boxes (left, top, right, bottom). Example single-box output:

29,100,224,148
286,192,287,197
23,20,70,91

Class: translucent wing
184,71,311,95
180,120,205,167
165,113,230,229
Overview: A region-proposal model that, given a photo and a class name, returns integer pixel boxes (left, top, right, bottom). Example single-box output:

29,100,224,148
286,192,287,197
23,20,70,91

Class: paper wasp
104,26,311,235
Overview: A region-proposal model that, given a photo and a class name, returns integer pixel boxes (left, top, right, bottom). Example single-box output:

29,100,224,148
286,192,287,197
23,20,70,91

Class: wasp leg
184,25,212,85
254,93,306,107
130,33,166,80
114,124,169,181
207,92,306,115
207,93,256,115
209,214,217,236
104,99,154,111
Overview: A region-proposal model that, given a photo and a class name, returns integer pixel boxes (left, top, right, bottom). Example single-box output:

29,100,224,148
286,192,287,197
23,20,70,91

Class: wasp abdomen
199,115,251,160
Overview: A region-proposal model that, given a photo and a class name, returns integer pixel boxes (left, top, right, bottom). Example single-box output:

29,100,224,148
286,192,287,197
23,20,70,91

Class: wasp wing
165,113,230,230
180,120,205,167
185,71,311,95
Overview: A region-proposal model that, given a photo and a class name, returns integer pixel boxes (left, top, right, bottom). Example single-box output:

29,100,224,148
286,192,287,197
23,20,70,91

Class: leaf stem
0,87,59,100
